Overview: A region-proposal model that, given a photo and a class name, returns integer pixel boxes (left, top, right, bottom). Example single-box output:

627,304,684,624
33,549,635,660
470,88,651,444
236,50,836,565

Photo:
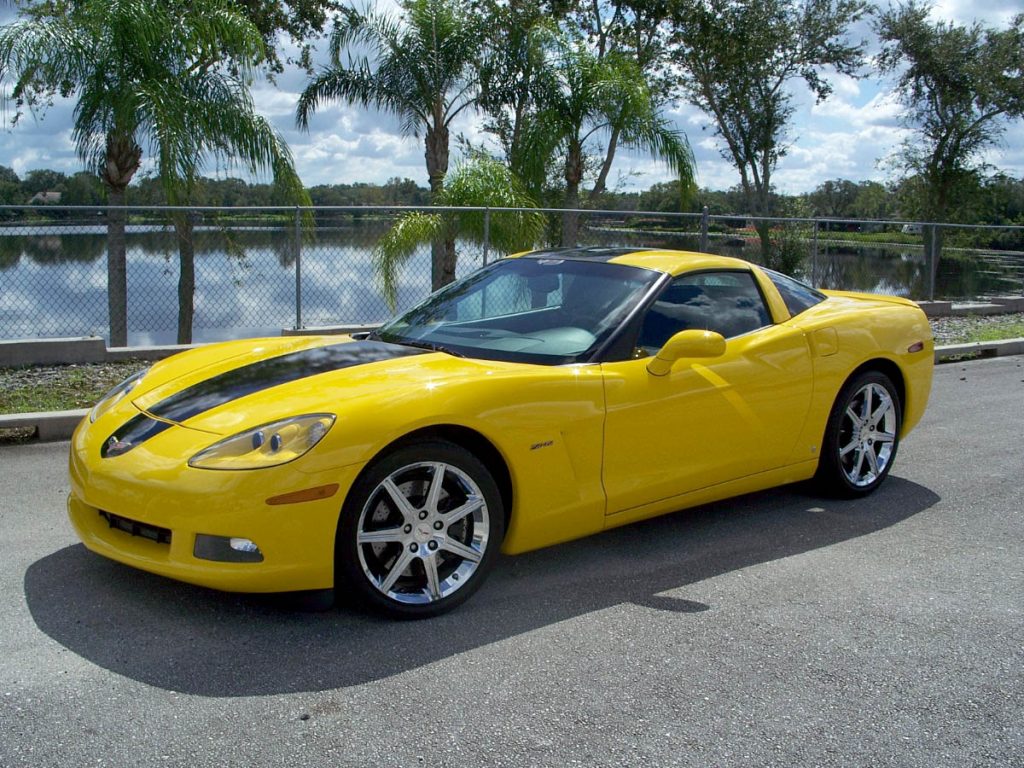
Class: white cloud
929,0,1024,26
811,90,904,129
1,0,1023,194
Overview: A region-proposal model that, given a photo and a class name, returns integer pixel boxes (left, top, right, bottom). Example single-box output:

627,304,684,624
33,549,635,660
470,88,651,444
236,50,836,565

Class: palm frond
297,0,482,156
440,157,546,252
373,212,445,309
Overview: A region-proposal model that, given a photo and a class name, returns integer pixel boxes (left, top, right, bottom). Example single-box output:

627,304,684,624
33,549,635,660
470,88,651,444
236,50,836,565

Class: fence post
699,206,709,252
811,219,819,287
929,224,938,302
294,206,302,330
483,208,491,266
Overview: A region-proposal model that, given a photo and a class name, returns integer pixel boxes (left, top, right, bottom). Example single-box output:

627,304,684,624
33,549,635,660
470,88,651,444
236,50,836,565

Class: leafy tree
0,0,307,345
876,2,1024,226
525,39,695,245
669,0,867,263
234,0,342,75
0,164,24,215
297,0,484,291
477,0,561,192
22,169,68,198
477,0,684,225
570,0,678,201
637,181,688,213
980,174,1024,225
851,181,891,221
808,179,860,218
62,171,106,206
382,177,430,206
372,157,546,308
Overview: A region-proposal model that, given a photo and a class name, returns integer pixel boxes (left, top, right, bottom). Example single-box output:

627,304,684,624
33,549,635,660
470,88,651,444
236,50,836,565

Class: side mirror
646,329,726,376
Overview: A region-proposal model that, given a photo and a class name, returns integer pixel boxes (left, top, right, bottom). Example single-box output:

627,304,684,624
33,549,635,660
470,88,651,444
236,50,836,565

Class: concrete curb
0,409,88,442
4,338,1023,444
1,327,382,368
934,337,1024,362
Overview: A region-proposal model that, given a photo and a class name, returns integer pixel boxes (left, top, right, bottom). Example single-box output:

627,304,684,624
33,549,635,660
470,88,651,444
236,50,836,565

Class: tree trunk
744,167,773,267
562,143,583,247
755,220,773,267
591,125,622,199
99,132,142,347
425,124,451,291
174,212,195,344
106,186,129,347
922,170,950,296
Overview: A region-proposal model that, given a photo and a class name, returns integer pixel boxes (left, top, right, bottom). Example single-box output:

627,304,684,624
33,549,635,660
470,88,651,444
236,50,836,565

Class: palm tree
0,0,308,345
296,0,483,292
524,40,697,246
372,157,546,309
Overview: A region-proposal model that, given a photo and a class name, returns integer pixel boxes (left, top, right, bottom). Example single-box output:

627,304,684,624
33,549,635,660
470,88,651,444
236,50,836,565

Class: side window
637,270,772,353
763,268,826,316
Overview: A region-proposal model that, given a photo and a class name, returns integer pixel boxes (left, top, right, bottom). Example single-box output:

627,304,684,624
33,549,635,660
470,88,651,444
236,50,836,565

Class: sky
0,0,1022,196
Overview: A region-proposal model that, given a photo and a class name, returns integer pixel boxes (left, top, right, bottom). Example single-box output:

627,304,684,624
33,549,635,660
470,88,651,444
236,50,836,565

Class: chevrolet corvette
68,247,934,617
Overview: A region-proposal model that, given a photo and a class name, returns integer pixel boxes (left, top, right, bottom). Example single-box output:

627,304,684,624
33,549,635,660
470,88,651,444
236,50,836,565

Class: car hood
128,335,489,437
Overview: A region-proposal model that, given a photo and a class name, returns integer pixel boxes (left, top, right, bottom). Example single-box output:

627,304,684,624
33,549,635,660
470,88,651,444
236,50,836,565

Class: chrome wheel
837,382,898,487
816,371,902,498
355,460,491,605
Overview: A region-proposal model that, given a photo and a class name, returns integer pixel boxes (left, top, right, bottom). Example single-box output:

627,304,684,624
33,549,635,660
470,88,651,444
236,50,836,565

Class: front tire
336,440,505,618
816,371,902,498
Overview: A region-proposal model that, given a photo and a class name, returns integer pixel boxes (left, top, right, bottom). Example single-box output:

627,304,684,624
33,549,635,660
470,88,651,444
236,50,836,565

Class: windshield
374,257,661,364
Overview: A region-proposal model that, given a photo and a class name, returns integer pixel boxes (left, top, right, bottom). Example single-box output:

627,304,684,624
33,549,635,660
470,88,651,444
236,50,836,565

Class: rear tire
335,440,505,619
815,371,901,498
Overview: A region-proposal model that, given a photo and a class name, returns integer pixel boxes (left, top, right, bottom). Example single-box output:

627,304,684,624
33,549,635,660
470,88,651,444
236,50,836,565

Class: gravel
0,360,149,395
927,312,1024,345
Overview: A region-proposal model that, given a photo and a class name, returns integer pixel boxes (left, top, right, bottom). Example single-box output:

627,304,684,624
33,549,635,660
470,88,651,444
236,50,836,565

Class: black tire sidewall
335,440,505,618
817,370,902,498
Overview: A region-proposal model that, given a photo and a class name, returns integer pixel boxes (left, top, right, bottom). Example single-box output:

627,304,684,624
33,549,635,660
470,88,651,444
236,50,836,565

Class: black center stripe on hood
148,340,425,423
101,341,425,458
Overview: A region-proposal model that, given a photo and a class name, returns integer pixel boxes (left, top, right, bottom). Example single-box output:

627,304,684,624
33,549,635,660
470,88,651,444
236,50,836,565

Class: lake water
1,221,1021,346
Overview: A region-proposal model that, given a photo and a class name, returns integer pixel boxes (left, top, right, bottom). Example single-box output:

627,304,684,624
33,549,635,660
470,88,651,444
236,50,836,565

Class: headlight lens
188,414,336,470
89,367,150,423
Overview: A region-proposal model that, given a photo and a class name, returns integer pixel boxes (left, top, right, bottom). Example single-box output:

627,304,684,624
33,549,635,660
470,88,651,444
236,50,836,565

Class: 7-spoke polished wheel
838,381,897,487
817,371,902,497
337,441,504,617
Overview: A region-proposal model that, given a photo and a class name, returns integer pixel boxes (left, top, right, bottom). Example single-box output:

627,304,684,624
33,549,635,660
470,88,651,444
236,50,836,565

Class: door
601,270,814,514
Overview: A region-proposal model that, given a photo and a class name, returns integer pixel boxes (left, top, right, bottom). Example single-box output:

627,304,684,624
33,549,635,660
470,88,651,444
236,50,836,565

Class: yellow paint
810,327,839,357
67,249,934,594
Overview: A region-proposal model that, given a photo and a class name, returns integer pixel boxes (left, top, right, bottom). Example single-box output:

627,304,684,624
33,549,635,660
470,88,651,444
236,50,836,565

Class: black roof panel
521,246,653,262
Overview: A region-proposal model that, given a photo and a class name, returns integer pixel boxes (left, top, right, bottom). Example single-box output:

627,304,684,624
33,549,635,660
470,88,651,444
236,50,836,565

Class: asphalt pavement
1,357,1022,767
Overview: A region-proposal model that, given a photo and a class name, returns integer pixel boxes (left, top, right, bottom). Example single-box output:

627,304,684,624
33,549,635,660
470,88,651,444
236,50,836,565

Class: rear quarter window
764,269,826,316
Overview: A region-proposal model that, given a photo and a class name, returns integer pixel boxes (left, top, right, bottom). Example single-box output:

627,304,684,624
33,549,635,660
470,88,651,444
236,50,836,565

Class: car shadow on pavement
24,476,938,697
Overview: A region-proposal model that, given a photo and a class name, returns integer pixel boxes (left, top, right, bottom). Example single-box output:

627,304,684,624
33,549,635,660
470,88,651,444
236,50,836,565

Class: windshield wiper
391,339,464,357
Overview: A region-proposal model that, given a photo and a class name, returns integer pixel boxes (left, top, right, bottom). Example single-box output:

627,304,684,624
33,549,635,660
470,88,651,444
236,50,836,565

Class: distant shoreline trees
2,165,1021,230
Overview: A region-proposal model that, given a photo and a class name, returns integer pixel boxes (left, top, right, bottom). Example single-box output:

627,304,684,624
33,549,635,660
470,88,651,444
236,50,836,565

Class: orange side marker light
266,484,340,506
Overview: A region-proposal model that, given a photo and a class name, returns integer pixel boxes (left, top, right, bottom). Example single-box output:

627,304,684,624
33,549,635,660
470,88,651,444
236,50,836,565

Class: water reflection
0,221,1021,345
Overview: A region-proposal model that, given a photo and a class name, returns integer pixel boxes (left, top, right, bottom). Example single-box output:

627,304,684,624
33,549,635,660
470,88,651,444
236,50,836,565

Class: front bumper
67,418,363,593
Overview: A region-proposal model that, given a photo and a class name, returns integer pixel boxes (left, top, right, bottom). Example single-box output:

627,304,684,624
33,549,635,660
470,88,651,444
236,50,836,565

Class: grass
0,360,150,415
964,321,1024,343
814,231,923,246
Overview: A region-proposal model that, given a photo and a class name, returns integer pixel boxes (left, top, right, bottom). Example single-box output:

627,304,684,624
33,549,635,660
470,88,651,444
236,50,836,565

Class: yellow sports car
68,248,934,617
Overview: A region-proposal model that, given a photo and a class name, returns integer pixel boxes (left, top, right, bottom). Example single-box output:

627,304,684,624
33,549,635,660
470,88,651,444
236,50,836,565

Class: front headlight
188,414,336,470
89,367,150,423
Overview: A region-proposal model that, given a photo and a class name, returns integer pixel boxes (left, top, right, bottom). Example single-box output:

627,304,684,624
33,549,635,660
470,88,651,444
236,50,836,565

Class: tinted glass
375,258,661,364
637,270,771,353
764,268,826,316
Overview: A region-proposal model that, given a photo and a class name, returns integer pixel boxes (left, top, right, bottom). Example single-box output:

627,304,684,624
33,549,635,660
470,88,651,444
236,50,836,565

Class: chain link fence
1,204,1021,346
